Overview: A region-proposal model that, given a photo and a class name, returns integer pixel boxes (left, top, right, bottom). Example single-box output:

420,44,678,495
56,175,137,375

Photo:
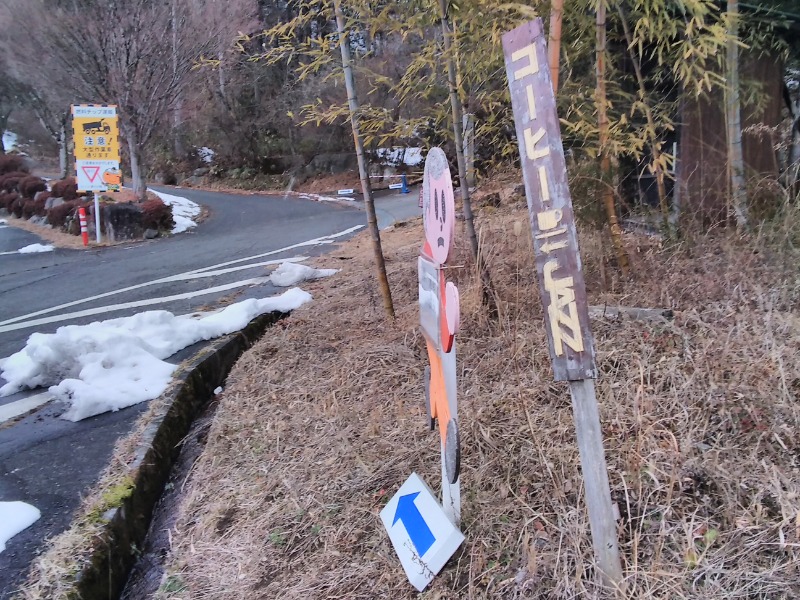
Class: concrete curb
68,311,286,599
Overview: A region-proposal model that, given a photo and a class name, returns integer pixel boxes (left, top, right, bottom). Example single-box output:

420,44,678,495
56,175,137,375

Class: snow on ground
17,243,55,254
197,146,215,163
150,189,201,234
375,147,423,166
0,288,312,421
2,130,17,152
0,501,40,553
270,262,337,287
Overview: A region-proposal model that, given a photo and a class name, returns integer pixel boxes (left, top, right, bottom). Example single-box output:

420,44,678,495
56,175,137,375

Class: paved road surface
0,186,420,597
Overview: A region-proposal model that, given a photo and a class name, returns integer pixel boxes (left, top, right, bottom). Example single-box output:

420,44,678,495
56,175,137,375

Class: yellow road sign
71,104,120,161
71,104,121,191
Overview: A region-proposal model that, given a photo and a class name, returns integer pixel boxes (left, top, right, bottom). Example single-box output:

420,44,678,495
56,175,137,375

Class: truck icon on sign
82,119,111,135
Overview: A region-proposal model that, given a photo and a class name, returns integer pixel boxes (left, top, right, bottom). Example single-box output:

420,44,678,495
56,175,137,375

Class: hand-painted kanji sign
502,20,596,381
71,104,121,192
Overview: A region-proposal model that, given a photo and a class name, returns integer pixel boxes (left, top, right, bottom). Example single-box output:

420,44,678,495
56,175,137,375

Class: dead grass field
20,182,800,599
145,186,800,599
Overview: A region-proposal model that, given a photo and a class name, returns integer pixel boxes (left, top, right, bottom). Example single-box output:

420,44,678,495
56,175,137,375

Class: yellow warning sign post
71,104,122,243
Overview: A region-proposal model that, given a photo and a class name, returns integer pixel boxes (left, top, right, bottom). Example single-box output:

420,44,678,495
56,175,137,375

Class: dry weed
143,199,800,599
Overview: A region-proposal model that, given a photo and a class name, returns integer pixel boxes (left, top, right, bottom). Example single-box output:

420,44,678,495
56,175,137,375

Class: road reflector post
502,19,624,591
78,207,89,246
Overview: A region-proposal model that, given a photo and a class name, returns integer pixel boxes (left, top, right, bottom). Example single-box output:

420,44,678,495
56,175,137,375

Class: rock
192,167,209,177
29,215,49,227
45,197,64,210
144,228,159,239
104,203,144,242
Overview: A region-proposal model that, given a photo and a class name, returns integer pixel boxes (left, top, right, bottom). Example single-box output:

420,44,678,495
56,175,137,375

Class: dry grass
145,185,800,599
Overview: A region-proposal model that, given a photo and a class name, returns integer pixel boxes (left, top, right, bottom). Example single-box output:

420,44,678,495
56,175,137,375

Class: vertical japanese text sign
502,20,596,382
71,104,122,193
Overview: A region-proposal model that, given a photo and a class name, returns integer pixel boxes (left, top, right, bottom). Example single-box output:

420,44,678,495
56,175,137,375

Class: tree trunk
126,126,147,201
548,0,564,93
438,0,495,309
58,120,68,179
332,0,394,320
726,0,749,230
0,111,9,155
172,0,184,158
596,2,630,275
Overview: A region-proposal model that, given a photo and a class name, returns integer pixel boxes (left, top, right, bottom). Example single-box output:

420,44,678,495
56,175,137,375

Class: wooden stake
569,379,624,589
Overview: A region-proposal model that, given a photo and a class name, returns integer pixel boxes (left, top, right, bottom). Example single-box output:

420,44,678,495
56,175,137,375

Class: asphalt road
0,186,420,597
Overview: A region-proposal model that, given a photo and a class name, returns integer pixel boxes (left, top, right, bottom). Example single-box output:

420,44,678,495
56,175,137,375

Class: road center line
0,225,363,327
0,277,269,334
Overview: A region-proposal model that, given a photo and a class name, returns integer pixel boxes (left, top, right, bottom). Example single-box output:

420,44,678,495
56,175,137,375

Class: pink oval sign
422,148,455,264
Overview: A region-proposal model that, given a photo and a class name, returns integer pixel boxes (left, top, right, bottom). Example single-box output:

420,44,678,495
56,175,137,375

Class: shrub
47,200,79,228
0,171,30,193
140,198,175,231
0,191,18,211
22,200,34,219
11,197,25,218
18,176,47,199
51,177,78,200
0,155,28,176
36,191,52,205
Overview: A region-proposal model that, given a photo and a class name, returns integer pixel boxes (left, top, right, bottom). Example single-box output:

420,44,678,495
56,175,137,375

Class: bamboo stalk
332,0,395,319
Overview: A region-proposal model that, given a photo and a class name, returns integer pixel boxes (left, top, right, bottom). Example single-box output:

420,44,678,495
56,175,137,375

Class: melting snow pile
17,244,54,254
270,262,337,287
2,130,17,152
0,288,312,421
197,146,215,163
0,501,40,553
375,147,423,166
151,189,201,234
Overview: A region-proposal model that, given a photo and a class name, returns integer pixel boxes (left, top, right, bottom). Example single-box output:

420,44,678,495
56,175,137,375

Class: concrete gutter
66,311,286,599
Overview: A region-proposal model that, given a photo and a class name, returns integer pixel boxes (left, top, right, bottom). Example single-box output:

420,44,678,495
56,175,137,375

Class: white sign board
76,159,119,192
380,472,464,591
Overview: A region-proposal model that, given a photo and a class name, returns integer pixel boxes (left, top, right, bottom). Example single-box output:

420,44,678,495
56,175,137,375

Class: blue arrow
392,492,435,556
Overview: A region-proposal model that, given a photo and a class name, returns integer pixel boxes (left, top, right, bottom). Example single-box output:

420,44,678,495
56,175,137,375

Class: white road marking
0,225,363,327
0,393,52,424
0,277,269,334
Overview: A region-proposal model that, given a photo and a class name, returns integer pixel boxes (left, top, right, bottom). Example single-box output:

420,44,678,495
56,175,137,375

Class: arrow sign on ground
380,472,464,592
81,166,100,183
393,491,435,556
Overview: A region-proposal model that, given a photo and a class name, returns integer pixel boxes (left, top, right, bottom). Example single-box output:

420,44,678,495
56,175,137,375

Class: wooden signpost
502,19,624,589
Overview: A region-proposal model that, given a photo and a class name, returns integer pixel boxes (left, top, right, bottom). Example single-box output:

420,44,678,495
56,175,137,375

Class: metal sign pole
93,192,101,244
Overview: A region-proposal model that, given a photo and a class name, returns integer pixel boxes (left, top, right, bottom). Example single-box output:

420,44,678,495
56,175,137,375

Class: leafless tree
3,0,252,198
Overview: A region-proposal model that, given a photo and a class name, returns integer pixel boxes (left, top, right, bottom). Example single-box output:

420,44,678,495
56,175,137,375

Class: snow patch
18,244,54,254
2,131,18,152
0,288,312,421
270,262,337,287
0,501,40,553
375,147,423,166
198,146,215,164
150,189,201,234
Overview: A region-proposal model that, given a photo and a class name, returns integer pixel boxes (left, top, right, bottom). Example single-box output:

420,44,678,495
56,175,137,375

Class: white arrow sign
379,472,464,591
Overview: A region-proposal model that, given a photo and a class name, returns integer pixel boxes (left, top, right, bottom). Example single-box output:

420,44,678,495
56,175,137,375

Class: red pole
78,207,89,246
